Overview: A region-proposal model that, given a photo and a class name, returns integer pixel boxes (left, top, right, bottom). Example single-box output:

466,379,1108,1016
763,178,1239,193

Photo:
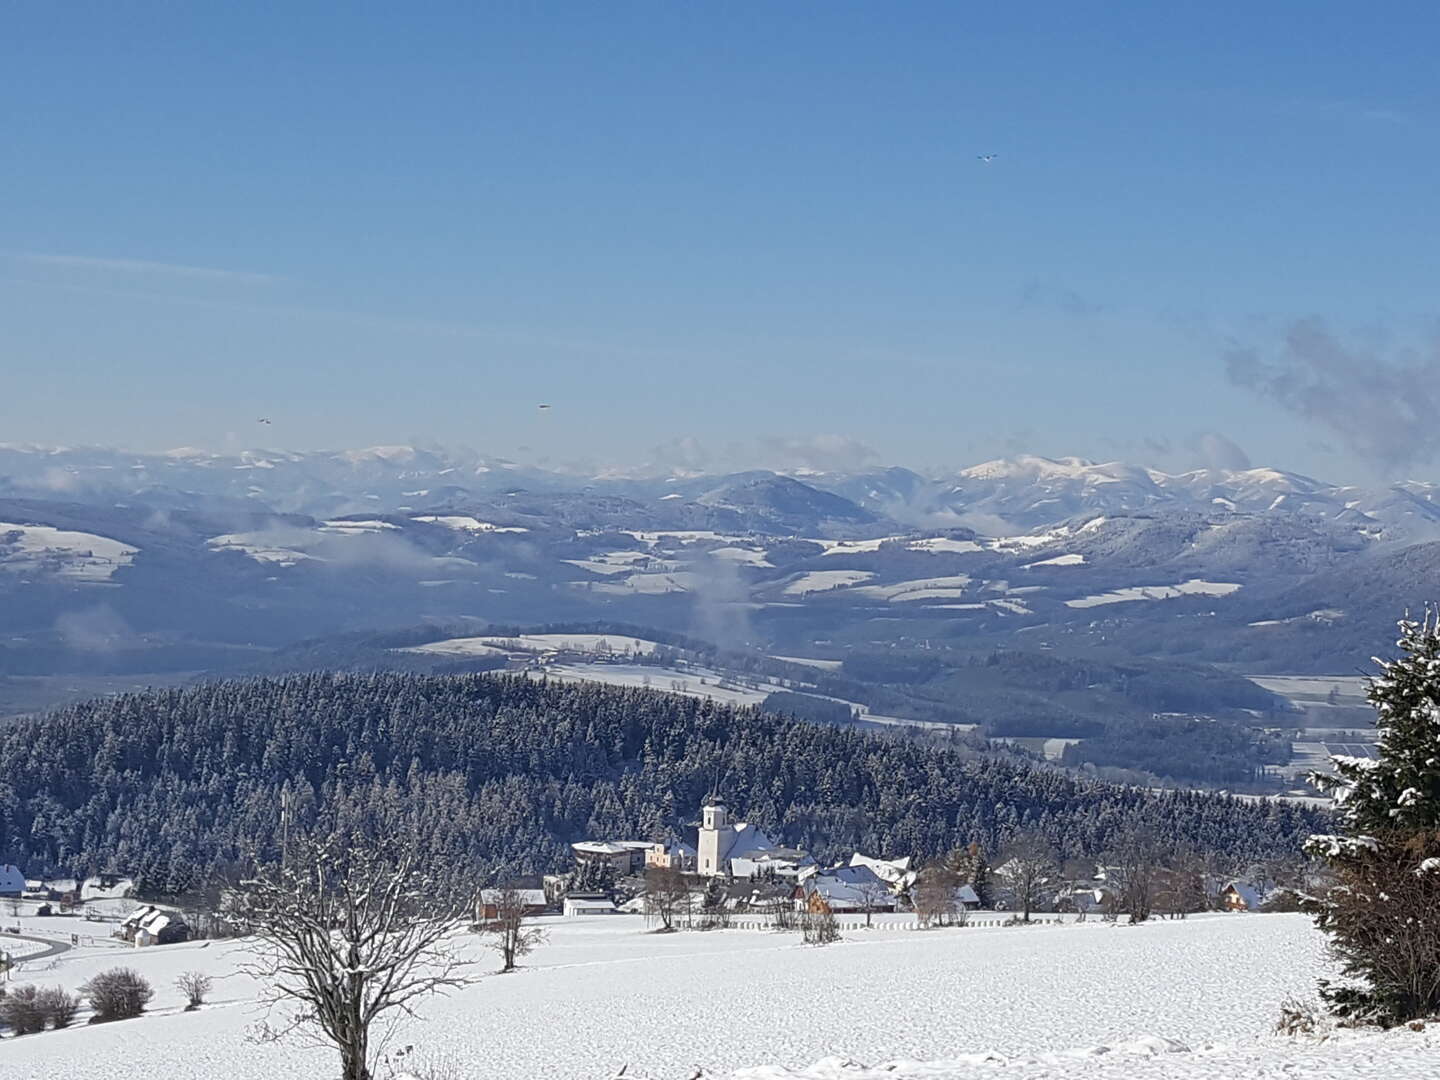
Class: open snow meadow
6,910,1439,1080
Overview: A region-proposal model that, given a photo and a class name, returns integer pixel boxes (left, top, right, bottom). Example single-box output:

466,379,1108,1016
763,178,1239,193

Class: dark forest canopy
0,673,1323,896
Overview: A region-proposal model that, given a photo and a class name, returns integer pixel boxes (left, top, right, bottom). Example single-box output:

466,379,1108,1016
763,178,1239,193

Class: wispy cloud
1224,317,1440,476
4,251,277,283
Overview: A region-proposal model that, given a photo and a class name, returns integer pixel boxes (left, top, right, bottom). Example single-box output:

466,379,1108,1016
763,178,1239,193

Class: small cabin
563,894,618,917
476,888,548,922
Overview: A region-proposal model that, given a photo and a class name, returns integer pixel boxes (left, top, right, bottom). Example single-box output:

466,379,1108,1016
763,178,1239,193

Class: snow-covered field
10,911,1433,1080
1065,579,1242,608
0,522,138,581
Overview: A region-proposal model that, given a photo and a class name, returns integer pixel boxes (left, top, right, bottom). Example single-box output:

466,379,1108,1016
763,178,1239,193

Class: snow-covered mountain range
4,444,1439,543
1,444,1435,699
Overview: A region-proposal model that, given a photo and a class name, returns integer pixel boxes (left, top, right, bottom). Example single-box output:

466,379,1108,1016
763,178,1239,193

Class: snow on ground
398,638,513,658
8,913,1406,1080
782,570,876,596
0,523,139,581
907,537,983,554
707,545,775,567
1026,552,1086,567
411,515,529,533
773,655,845,671
588,570,703,595
530,662,774,708
1065,579,1242,608
319,519,400,533
818,538,897,556
852,575,973,603
489,633,665,655
206,532,316,566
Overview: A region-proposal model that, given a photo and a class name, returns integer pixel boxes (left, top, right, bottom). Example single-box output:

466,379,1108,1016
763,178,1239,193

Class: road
2,931,72,971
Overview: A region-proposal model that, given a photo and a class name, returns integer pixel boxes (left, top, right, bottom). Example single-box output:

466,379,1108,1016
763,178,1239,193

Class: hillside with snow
5,910,1434,1080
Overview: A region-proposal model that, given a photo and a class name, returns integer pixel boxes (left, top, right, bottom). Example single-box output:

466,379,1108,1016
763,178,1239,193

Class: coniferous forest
0,673,1323,896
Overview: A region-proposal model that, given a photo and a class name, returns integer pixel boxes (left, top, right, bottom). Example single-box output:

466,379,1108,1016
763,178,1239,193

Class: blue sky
4,2,1438,480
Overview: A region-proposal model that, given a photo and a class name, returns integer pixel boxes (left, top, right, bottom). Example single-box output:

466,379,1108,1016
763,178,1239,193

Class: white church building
696,800,811,879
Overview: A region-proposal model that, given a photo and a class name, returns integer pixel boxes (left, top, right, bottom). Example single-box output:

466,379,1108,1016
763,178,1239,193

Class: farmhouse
1220,880,1266,912
0,864,24,898
81,873,136,903
119,905,190,946
798,865,896,914
476,888,548,922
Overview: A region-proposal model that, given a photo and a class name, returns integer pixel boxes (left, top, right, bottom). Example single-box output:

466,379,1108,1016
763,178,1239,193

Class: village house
848,853,918,895
798,864,896,915
563,892,619,917
22,878,79,905
0,865,24,898
81,872,136,904
1220,880,1266,912
476,888,548,922
645,840,697,872
571,840,653,876
119,905,190,947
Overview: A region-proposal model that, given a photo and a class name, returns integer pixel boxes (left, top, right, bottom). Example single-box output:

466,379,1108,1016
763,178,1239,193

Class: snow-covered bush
802,909,840,946
0,984,45,1035
1274,996,1322,1036
37,986,80,1029
176,971,213,1010
79,967,154,1022
1305,613,1440,1026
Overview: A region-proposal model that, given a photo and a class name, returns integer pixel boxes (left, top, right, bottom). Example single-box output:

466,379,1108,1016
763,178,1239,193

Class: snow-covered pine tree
1305,613,1440,1025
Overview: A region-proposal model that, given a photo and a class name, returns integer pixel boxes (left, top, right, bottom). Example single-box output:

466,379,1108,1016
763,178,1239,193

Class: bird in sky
537,403,551,410
977,154,997,164
257,417,272,424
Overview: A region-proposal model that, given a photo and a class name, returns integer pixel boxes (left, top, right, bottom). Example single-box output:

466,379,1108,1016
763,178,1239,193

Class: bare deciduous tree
483,887,547,972
802,906,840,945
997,832,1057,923
913,865,960,929
852,877,891,929
176,970,213,1010
1106,822,1163,924
643,866,692,933
229,830,474,1080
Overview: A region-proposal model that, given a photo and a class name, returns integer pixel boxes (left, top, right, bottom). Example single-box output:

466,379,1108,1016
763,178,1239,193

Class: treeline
0,673,1324,896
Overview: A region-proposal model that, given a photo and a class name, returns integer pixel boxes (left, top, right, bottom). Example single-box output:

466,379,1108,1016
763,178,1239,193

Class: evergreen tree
1306,614,1440,1025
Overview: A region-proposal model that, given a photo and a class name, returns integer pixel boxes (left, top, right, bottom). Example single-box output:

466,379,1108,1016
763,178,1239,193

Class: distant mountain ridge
3,443,1438,542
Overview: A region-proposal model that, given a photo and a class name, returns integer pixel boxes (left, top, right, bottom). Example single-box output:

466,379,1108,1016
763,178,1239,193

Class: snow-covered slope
8,911,1419,1080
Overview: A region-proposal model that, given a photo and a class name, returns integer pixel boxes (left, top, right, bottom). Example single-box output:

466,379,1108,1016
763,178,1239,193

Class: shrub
802,909,840,946
1275,996,1322,1036
79,967,154,1022
36,986,80,1029
175,971,213,1010
0,984,45,1035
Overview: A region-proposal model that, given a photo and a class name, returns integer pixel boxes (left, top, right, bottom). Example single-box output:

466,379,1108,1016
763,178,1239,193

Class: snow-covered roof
805,866,893,907
724,823,778,861
730,855,807,879
0,865,25,893
849,853,917,890
122,904,185,935
81,874,135,901
563,896,617,912
479,889,547,907
572,841,631,856
1223,880,1264,910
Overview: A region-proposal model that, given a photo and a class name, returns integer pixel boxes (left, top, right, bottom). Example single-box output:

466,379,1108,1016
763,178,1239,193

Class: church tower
697,799,735,877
